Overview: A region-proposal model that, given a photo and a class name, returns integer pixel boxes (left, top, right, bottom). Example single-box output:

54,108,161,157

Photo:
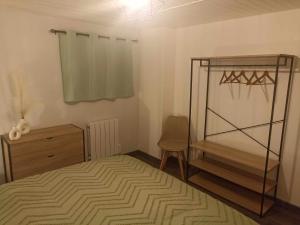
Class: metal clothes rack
185,54,295,217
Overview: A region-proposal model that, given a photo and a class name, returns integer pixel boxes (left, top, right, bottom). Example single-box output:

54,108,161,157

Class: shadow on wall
138,100,150,156
0,69,14,134
296,58,300,71
285,58,300,200
0,67,10,184
0,144,4,184
278,119,300,201
286,118,300,201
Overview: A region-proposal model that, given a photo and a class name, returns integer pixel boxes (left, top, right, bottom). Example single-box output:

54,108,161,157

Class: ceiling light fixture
118,0,166,22
119,0,150,11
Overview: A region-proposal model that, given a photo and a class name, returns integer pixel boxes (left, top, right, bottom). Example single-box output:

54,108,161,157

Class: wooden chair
158,116,188,180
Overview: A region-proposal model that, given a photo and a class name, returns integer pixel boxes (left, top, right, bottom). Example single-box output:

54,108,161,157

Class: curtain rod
49,29,138,42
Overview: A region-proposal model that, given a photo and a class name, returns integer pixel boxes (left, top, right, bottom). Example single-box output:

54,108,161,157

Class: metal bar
50,28,87,37
200,64,285,68
200,59,209,67
86,126,91,161
283,57,287,67
207,108,278,156
204,60,211,140
220,82,274,86
116,37,126,41
260,56,281,217
0,137,8,183
49,29,139,42
98,35,110,39
207,120,283,137
202,60,211,159
274,56,295,199
7,141,13,181
192,54,294,61
76,33,90,37
1,137,13,182
81,129,86,162
198,57,288,68
186,59,194,181
49,29,66,34
204,69,295,73
50,28,89,37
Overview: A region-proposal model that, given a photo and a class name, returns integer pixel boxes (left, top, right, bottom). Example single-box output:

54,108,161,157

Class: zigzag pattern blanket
0,155,258,225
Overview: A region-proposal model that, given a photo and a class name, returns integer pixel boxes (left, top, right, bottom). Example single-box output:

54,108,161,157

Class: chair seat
158,139,188,151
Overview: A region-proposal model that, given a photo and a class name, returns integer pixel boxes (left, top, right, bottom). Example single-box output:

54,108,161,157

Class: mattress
0,155,258,225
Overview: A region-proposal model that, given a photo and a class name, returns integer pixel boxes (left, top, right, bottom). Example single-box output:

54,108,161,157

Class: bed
0,155,257,225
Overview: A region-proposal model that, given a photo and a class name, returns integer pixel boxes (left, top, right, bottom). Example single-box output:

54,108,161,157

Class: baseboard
276,198,300,211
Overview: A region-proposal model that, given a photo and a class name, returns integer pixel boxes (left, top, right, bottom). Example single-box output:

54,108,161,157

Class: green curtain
58,31,134,103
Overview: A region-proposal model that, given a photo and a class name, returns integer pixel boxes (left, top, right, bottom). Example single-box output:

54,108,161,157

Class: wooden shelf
190,159,276,193
189,172,274,215
191,141,279,172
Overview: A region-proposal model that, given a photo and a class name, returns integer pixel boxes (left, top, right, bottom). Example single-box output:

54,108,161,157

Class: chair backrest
160,116,189,141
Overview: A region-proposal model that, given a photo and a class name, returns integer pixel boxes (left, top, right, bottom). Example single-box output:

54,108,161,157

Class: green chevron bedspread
0,155,258,225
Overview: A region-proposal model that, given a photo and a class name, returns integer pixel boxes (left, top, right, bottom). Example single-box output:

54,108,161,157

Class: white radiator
87,119,120,160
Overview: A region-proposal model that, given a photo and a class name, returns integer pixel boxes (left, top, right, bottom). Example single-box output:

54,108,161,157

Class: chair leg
177,151,185,180
160,150,168,170
181,151,186,165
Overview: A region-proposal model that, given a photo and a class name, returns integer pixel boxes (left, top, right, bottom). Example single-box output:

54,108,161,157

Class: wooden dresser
1,124,85,182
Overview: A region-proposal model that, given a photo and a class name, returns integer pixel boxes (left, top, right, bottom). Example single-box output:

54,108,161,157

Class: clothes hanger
231,70,249,84
247,71,260,85
224,71,236,83
252,71,275,85
220,70,274,86
219,70,228,85
261,71,275,84
220,70,238,85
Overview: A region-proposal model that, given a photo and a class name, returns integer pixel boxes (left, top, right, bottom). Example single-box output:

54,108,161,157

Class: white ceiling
1,0,300,27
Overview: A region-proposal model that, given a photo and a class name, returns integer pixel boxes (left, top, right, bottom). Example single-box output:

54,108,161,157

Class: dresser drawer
10,132,84,180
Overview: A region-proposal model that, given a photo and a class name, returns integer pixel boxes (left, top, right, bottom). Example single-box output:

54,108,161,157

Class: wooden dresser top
2,124,82,145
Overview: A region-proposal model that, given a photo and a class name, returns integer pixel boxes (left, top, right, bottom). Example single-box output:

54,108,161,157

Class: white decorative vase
16,119,31,135
9,126,22,141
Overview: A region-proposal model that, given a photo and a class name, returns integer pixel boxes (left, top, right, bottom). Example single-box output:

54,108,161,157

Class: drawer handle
45,137,55,141
47,154,55,158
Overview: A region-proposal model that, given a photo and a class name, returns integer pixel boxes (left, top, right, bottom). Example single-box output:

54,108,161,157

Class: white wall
0,6,140,183
173,9,300,206
138,27,176,158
